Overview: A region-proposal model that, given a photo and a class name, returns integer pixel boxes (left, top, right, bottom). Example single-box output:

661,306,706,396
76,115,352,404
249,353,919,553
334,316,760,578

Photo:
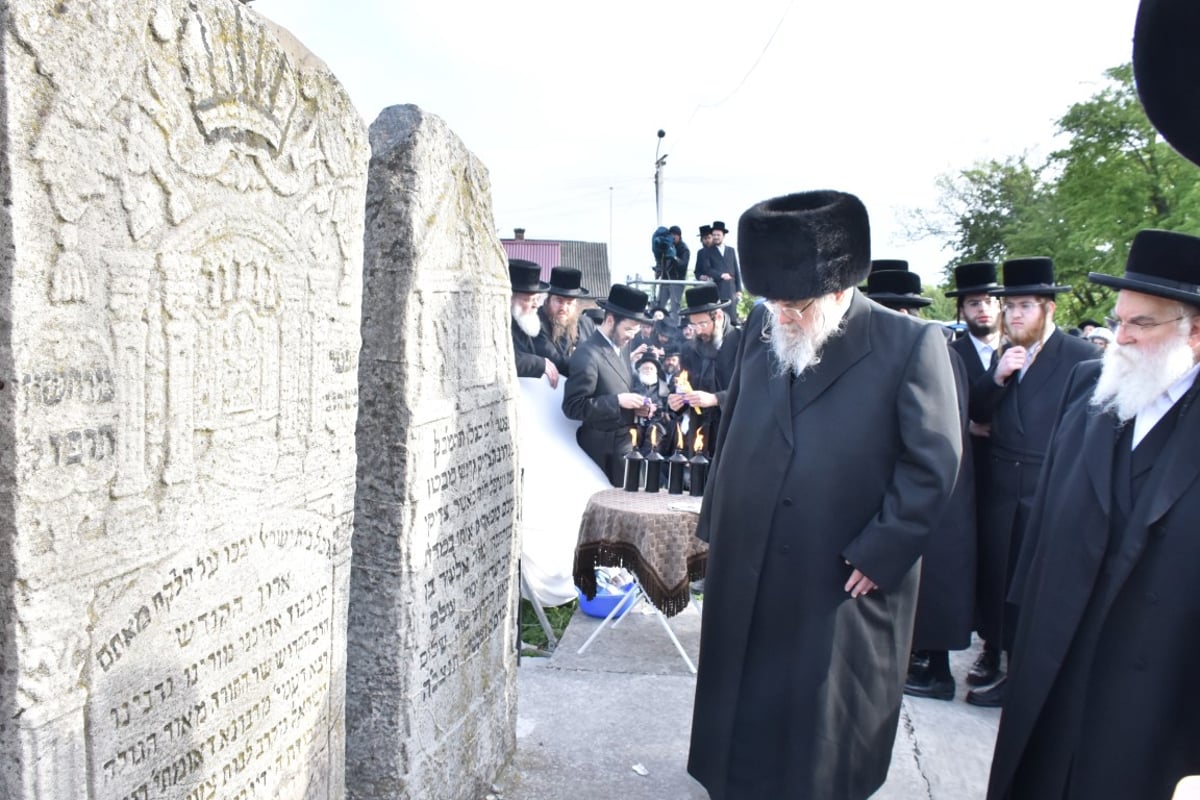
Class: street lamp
654,129,667,227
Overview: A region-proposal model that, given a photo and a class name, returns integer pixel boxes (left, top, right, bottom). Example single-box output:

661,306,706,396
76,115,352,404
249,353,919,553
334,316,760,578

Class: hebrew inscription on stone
348,105,520,800
0,2,368,799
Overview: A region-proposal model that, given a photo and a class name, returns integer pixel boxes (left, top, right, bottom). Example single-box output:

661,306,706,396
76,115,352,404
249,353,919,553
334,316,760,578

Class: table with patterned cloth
573,488,708,618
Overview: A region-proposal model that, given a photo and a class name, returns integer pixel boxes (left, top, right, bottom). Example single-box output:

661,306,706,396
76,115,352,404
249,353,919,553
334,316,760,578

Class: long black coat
688,294,961,800
912,346,977,651
561,330,636,486
969,328,1099,647
512,319,547,379
988,362,1200,800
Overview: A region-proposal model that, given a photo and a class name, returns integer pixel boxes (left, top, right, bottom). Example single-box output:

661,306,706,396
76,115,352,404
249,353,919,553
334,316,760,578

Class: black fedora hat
870,259,909,273
679,283,730,316
546,266,590,298
865,269,931,309
597,284,652,323
1134,0,1200,166
698,224,713,238
990,257,1071,297
945,261,999,297
711,220,730,233
509,259,549,293
737,190,871,301
1089,228,1200,307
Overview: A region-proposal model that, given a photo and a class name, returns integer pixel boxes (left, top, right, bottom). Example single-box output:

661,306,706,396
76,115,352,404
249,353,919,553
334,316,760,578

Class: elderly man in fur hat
687,191,961,800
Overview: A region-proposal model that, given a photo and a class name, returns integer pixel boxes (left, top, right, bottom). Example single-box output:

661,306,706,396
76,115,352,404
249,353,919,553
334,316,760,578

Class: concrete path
495,597,1000,799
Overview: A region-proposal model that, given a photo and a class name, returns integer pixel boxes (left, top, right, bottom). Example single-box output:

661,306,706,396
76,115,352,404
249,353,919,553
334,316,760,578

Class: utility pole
654,129,667,227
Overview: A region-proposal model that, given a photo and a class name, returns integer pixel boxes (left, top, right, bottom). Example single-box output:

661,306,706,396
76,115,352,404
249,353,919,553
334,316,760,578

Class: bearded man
965,258,1099,707
536,266,590,377
669,284,739,448
986,228,1200,800
509,259,558,386
687,191,961,800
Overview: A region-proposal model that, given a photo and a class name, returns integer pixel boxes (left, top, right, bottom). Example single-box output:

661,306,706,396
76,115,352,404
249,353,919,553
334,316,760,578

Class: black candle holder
667,452,688,495
689,453,709,497
623,450,644,492
644,451,665,493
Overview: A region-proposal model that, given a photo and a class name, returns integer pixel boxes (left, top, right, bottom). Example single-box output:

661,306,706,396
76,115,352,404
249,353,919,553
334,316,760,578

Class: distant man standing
656,225,690,319
987,228,1200,800
562,284,658,486
509,259,557,387
696,220,742,325
966,258,1099,707
688,191,961,800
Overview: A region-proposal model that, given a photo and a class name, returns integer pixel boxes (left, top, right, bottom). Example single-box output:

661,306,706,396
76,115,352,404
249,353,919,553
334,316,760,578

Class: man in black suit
656,225,690,320
965,258,1099,707
987,228,1200,800
562,284,658,486
688,191,961,800
695,220,742,325
942,262,1007,689
669,284,740,450
509,259,557,386
536,266,591,377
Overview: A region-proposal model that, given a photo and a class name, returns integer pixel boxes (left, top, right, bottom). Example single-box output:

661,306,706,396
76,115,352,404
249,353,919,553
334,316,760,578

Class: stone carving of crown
180,5,297,152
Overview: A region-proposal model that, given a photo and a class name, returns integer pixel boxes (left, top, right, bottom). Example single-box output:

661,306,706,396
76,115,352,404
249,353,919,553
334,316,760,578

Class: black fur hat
737,190,871,301
1134,0,1200,166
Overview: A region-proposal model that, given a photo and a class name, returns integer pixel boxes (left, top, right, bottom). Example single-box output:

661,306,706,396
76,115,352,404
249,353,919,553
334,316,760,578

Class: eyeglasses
1002,300,1045,315
691,317,715,330
1104,314,1191,333
963,298,999,310
765,298,816,322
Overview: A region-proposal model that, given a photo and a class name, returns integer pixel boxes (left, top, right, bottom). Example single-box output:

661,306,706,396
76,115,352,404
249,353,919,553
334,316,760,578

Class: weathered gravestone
0,2,368,798
348,104,520,800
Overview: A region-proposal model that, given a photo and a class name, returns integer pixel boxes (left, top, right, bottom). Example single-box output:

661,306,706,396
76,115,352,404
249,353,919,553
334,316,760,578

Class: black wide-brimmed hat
945,261,999,297
597,284,652,323
1089,228,1200,307
711,220,730,233
865,269,931,309
1134,0,1200,166
990,257,1071,297
546,266,590,298
509,259,549,293
870,259,909,273
737,190,871,301
679,283,730,316
698,224,713,238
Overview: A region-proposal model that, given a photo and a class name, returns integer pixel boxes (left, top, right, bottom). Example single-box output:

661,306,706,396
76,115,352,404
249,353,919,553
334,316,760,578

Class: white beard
767,295,847,378
1090,321,1196,422
512,304,542,338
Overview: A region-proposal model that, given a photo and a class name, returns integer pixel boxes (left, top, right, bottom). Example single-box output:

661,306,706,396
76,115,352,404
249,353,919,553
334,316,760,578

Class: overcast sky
254,0,1141,287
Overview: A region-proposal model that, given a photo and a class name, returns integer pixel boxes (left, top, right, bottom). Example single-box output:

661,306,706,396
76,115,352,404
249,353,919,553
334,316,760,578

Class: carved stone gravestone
348,104,520,800
0,2,368,798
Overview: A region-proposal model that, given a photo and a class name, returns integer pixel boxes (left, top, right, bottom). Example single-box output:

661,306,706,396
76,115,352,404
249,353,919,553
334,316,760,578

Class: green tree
910,64,1200,322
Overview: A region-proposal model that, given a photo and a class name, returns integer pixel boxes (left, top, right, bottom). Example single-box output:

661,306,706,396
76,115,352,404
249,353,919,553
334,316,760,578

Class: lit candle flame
694,427,705,455
629,428,637,448
676,423,685,451
650,425,658,447
675,370,701,415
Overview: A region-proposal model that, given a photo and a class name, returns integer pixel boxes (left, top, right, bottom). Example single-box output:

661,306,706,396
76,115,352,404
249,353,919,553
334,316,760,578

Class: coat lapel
1082,407,1119,516
1139,377,1200,527
790,292,872,417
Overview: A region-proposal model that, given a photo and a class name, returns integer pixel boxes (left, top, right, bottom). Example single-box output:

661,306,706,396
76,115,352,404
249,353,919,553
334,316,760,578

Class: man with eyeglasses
965,258,1099,708
687,191,960,800
668,284,741,451
987,228,1200,800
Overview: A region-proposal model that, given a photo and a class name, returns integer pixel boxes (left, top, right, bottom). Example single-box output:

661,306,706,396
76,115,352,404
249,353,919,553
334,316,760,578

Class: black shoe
906,651,931,681
904,671,955,701
966,647,1001,687
965,676,1007,708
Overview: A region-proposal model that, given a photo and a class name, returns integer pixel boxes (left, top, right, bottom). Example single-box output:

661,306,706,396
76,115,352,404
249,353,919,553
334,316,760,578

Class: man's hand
844,564,877,599
667,393,686,412
720,273,732,281
542,358,560,389
968,421,991,438
994,346,1026,386
630,343,649,363
618,393,655,418
679,390,718,409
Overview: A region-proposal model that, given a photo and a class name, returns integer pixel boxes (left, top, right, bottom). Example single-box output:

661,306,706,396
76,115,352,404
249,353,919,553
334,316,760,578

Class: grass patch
519,598,577,653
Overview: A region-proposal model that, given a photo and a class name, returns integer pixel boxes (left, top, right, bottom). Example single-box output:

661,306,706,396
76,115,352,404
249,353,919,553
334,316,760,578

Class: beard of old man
1091,313,1196,422
512,297,541,338
767,293,848,378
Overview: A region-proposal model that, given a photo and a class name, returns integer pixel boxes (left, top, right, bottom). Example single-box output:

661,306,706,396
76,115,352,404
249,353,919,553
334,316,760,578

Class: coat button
782,498,793,507
1134,656,1148,671
1146,592,1159,605
781,544,791,554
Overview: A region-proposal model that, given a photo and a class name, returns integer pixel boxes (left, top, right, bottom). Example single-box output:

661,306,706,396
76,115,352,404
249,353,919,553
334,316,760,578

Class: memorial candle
644,426,664,493
623,428,643,492
667,422,688,494
689,427,709,497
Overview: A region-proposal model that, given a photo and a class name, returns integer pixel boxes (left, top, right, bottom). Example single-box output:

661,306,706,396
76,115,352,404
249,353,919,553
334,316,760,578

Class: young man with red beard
964,258,1099,707
536,266,591,377
987,228,1200,800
